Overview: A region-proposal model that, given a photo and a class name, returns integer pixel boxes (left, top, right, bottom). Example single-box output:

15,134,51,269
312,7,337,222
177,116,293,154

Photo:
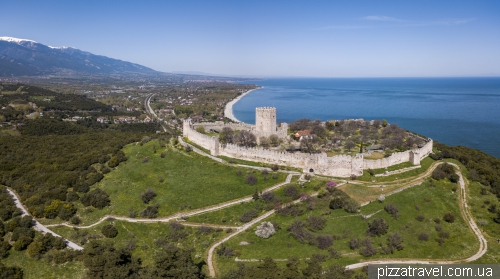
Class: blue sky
1,1,499,77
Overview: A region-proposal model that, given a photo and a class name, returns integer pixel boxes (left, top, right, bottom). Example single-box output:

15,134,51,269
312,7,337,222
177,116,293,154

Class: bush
245,175,258,185
13,235,33,251
141,204,159,218
239,210,258,223
316,235,333,250
66,191,80,202
387,232,404,251
261,191,277,203
287,220,312,243
101,224,118,238
255,222,275,239
70,216,81,225
306,215,326,232
141,188,157,204
284,185,300,200
418,233,429,241
81,189,110,209
384,204,399,219
416,215,425,222
349,237,360,249
443,212,455,223
367,218,389,236
329,196,347,210
344,199,360,213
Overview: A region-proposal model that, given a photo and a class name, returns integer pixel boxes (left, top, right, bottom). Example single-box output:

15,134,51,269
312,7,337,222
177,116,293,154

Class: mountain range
0,37,158,76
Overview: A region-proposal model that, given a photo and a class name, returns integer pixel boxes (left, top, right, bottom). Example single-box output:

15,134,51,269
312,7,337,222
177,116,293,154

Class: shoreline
224,87,261,122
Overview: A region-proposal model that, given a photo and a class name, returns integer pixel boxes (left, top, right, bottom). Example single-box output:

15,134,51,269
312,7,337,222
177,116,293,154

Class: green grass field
1,250,85,279
215,178,478,275
72,140,286,224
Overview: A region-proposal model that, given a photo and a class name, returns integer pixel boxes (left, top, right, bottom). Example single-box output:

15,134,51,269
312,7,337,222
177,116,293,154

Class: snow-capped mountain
0,37,157,76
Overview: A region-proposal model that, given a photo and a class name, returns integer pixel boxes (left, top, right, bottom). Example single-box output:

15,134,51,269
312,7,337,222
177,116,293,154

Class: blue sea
233,78,500,158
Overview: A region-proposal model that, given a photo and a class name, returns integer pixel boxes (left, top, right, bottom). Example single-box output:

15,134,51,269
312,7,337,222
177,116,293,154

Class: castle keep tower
256,107,277,133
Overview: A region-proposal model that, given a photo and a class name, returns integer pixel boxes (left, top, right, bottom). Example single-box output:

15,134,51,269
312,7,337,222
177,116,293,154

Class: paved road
6,188,83,251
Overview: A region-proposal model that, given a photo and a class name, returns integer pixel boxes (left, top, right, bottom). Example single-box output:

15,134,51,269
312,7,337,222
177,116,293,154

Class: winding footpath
6,160,488,276
345,162,487,269
6,188,83,250
208,162,488,277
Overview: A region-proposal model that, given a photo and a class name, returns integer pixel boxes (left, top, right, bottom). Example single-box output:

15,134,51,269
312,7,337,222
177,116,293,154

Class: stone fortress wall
183,107,433,177
190,107,288,143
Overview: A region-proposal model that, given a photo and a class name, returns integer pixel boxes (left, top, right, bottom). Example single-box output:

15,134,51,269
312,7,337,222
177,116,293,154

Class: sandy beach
224,87,260,122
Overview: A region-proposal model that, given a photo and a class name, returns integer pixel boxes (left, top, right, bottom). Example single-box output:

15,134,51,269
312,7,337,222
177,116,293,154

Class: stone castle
183,107,433,177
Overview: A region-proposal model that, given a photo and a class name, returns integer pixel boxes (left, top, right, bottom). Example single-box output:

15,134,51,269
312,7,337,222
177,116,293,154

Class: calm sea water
233,78,500,158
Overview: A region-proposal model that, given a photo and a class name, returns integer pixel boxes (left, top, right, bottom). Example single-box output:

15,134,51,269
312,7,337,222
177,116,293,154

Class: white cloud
361,16,404,22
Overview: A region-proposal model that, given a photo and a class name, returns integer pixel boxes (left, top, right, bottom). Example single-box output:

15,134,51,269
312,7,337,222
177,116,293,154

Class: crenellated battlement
183,109,433,177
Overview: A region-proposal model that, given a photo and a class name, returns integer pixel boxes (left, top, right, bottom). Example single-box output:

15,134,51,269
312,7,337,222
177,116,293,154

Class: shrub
284,185,300,200
316,235,333,250
261,191,277,203
306,215,326,232
360,238,377,257
287,220,312,243
384,204,399,219
217,245,239,257
13,235,33,251
140,204,159,218
344,199,360,213
367,218,389,236
416,215,425,222
449,174,460,183
142,157,149,163
239,210,258,223
255,222,275,238
66,191,80,202
271,164,279,171
81,189,110,209
443,212,455,223
101,224,118,238
329,197,346,210
349,237,360,249
418,233,429,241
198,226,213,234
387,232,404,251
169,221,184,231
141,188,157,204
245,175,258,185
70,216,81,225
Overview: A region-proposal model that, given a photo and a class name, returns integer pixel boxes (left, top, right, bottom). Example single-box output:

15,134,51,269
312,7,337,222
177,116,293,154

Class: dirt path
215,162,488,276
6,188,83,251
206,192,319,277
44,173,294,230
345,162,487,269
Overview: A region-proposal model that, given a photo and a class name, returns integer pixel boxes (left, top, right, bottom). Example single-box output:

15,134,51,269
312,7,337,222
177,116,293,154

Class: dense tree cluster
222,257,360,279
82,241,204,278
431,162,459,183
0,124,149,220
432,142,500,199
